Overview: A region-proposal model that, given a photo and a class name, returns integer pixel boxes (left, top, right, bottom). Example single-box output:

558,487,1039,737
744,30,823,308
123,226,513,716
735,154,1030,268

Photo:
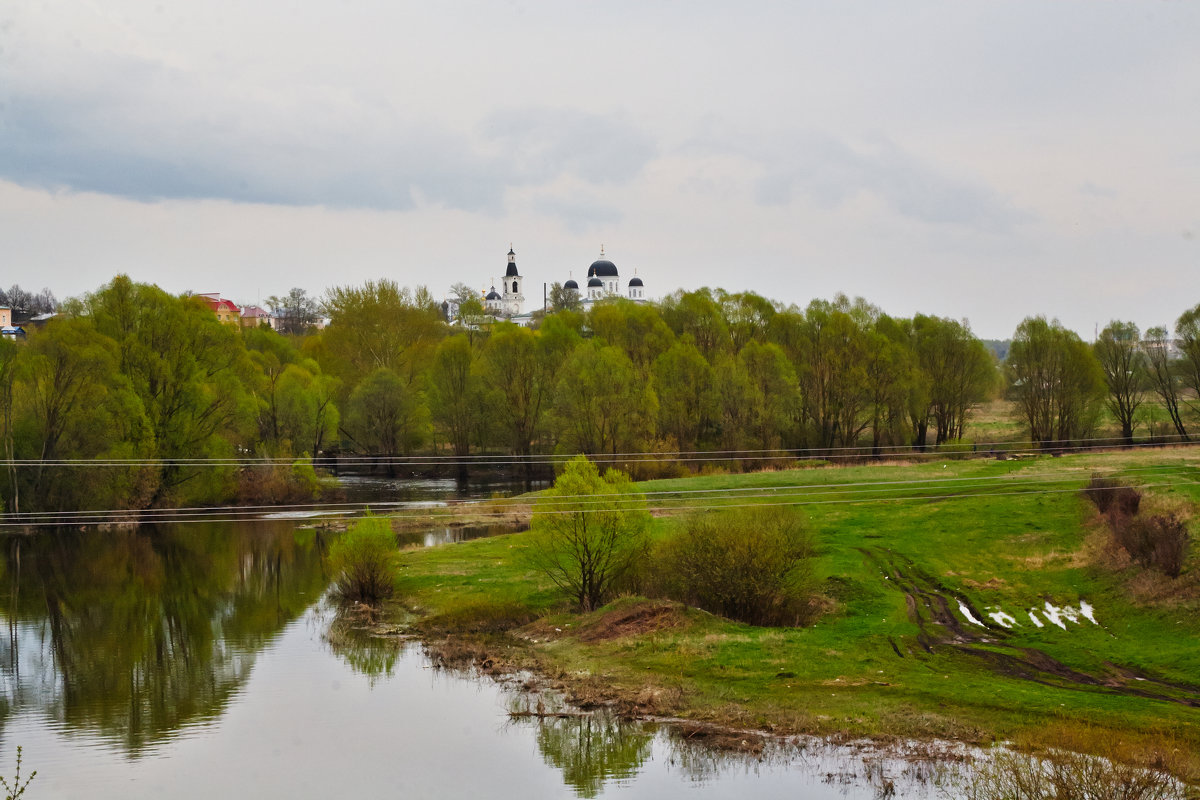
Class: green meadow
392,448,1200,779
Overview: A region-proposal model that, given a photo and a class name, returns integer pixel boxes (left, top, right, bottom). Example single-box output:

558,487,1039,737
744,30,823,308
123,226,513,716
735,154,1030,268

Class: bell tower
501,245,524,316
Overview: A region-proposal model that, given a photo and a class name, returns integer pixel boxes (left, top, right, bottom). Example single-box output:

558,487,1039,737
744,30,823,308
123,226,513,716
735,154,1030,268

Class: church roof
628,277,644,287
587,277,604,288
563,279,579,290
485,287,501,300
587,259,618,278
505,262,519,278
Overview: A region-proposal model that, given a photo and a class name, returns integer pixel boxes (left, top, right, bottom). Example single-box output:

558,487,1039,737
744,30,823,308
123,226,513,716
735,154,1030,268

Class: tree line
2,273,1198,513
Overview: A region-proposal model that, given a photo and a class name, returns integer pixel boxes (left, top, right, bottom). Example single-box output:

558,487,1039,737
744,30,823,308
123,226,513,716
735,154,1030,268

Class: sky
1,1,1198,339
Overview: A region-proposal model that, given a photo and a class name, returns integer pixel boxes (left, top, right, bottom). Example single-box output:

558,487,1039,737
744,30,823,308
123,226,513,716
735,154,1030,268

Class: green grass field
391,448,1200,779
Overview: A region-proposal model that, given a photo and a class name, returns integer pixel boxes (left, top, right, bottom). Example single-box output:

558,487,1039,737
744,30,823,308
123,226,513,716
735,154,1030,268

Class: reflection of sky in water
3,600,952,799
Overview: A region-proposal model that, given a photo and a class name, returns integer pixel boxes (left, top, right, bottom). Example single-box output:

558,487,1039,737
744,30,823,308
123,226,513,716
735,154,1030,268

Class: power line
2,462,1192,524
4,475,1196,529
0,436,1195,468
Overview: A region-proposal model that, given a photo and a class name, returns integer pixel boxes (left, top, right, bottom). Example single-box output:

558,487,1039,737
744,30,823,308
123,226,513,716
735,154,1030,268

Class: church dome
587,259,618,278
485,287,501,300
628,277,643,287
587,277,603,288
505,262,519,278
564,279,579,290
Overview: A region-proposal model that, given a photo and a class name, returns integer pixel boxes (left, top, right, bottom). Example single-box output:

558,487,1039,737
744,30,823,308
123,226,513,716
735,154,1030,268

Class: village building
459,245,648,326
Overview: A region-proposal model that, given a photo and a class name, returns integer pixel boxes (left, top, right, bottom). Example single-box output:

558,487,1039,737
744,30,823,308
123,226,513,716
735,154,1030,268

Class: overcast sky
2,1,1198,338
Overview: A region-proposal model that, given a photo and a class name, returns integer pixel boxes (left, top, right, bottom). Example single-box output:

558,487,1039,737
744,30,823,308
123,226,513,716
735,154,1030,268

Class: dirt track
861,548,1200,707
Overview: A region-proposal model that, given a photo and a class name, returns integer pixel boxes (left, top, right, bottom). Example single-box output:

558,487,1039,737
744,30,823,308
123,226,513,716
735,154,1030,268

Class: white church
478,246,648,325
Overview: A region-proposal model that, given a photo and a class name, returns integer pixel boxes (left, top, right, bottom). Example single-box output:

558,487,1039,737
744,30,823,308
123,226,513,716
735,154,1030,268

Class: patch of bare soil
576,600,688,642
862,547,1200,707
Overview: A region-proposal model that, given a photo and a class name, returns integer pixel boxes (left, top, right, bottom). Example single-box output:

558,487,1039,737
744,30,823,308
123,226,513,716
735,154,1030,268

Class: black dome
587,277,603,288
564,279,579,290
628,277,643,287
505,261,519,278
587,259,618,278
485,288,501,300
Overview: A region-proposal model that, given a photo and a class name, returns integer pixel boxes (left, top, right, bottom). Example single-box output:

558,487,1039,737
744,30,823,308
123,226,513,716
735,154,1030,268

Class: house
197,293,242,324
239,305,271,328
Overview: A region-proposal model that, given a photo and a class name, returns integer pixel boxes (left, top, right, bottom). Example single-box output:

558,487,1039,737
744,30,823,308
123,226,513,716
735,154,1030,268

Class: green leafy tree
548,281,583,313
552,342,657,456
477,325,562,459
1094,320,1146,444
738,340,799,453
427,334,480,458
1007,317,1106,446
652,339,716,453
659,288,731,358
85,276,254,505
912,315,994,445
276,363,340,455
587,300,675,374
321,279,446,390
344,368,429,463
1175,303,1200,419
526,456,651,611
1143,326,1188,441
14,317,154,510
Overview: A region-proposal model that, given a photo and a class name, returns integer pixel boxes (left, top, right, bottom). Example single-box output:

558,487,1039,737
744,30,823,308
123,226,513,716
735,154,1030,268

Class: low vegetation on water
391,450,1200,786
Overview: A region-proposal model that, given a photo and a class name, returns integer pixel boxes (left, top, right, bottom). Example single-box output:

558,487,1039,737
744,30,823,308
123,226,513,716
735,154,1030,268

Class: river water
0,479,962,799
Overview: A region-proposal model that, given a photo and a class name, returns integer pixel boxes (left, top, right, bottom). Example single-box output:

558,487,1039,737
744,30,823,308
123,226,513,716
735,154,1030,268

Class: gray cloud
0,52,656,213
480,108,657,185
746,133,1032,233
531,194,624,233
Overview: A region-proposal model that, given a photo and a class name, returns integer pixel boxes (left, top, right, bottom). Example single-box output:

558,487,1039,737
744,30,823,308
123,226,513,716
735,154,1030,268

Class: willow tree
1007,317,1105,447
1143,326,1188,441
552,342,657,457
1094,320,1146,445
427,334,480,459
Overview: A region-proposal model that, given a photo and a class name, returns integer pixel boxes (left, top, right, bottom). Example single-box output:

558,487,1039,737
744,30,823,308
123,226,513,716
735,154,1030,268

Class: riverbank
384,450,1200,783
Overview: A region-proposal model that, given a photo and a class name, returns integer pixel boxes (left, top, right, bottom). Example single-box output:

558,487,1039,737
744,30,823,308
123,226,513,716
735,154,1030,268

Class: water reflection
533,715,653,797
0,522,331,754
322,616,400,686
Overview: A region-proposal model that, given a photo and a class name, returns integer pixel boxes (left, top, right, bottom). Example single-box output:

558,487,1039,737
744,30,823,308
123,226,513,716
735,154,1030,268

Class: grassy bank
388,448,1200,780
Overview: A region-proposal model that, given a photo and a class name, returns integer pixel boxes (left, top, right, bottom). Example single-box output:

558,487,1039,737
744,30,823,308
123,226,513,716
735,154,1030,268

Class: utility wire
2,463,1193,524
4,477,1197,529
0,435,1195,468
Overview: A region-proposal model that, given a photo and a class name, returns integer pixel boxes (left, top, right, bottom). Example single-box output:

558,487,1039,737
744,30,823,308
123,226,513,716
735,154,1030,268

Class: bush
651,507,817,626
1085,474,1141,517
1111,513,1190,579
328,514,399,604
526,456,651,612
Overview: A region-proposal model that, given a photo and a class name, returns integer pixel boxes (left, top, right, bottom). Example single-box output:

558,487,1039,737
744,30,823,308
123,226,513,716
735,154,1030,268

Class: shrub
1085,474,1141,517
1112,513,1191,579
526,456,651,612
651,507,817,626
328,514,399,604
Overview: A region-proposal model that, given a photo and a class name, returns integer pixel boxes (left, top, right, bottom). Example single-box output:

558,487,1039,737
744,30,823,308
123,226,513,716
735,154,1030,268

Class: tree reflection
0,522,330,753
323,619,400,686
533,714,652,798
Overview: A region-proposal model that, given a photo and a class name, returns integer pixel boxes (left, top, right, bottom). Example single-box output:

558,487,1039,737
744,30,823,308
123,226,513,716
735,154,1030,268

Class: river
0,477,962,799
